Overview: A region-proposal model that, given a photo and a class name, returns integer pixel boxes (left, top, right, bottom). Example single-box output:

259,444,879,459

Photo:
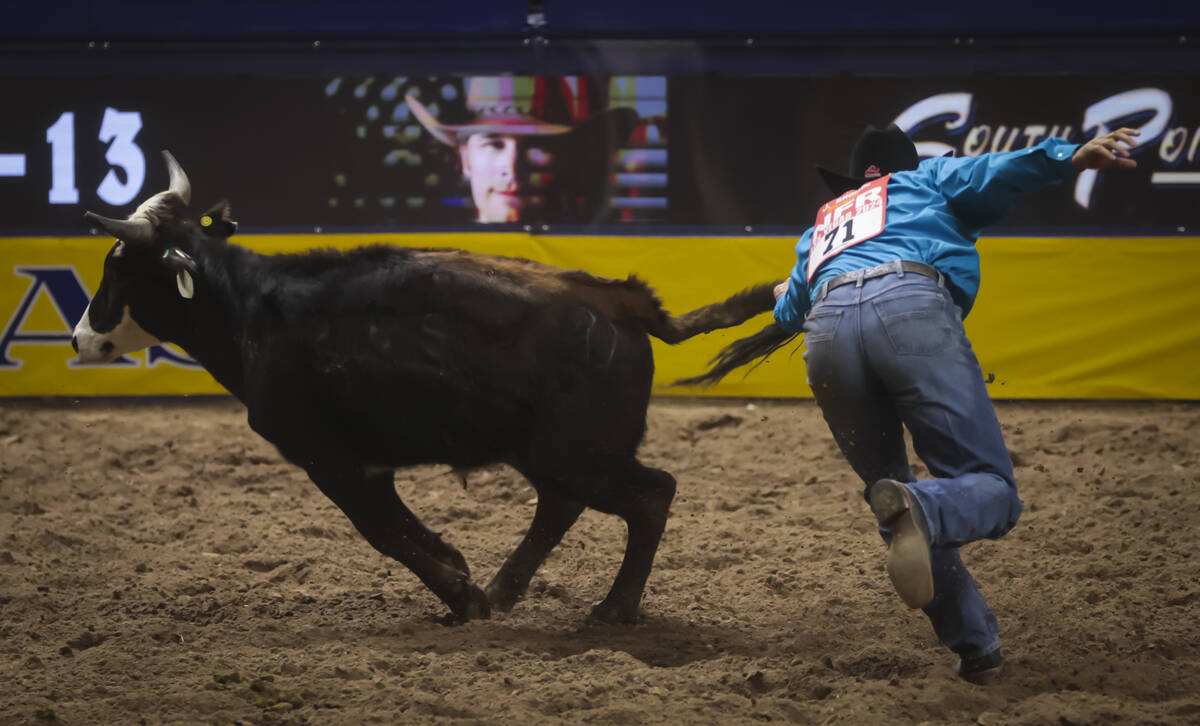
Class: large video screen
0,73,665,233
0,69,1197,233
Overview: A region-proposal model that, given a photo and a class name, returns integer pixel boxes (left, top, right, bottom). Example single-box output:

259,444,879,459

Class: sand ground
1,397,1198,725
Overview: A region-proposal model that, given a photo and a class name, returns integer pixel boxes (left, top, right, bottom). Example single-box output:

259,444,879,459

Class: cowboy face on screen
459,133,556,223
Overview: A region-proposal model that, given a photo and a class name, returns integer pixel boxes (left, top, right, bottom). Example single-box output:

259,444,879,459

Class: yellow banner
1,233,1197,398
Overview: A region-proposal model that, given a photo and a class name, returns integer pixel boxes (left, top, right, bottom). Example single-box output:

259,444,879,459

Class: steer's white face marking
73,303,161,364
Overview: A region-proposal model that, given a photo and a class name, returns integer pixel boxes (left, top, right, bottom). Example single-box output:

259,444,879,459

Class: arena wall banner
670,72,1200,230
2,232,1199,399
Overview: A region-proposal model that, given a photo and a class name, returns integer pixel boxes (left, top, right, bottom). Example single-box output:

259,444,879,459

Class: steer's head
72,151,236,364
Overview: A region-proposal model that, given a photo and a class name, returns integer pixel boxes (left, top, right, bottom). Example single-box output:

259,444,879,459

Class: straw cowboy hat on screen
406,77,638,223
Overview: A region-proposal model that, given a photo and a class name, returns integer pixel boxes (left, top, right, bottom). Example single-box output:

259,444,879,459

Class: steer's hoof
438,583,492,625
463,584,492,620
587,600,641,625
435,544,470,580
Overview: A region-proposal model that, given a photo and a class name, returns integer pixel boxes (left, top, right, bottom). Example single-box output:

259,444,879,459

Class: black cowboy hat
816,123,920,197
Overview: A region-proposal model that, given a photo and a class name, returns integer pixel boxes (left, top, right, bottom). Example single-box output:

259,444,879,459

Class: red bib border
806,174,890,283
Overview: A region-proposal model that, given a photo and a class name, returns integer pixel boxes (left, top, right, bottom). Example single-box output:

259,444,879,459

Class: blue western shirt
773,138,1079,333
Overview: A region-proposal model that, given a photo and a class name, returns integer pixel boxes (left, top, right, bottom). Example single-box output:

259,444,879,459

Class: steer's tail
672,323,799,388
646,281,781,344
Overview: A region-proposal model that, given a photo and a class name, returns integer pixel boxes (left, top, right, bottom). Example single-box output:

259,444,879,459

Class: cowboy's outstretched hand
774,280,789,300
1072,127,1140,171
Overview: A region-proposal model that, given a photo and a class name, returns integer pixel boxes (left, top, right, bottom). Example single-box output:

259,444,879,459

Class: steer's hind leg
486,488,585,612
307,463,489,622
584,460,677,625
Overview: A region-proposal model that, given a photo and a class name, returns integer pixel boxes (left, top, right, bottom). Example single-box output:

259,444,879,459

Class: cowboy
773,123,1140,683
406,77,637,224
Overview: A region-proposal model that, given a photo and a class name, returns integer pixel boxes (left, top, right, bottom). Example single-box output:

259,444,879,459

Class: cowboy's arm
773,229,814,333
933,128,1140,227
929,138,1082,227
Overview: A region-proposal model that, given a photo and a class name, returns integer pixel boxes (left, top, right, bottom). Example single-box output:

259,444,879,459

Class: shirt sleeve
772,229,814,334
928,138,1079,229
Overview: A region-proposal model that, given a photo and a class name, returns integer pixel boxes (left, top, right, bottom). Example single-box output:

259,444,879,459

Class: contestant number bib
806,174,890,282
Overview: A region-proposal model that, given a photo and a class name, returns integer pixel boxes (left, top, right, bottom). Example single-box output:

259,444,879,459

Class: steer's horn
163,150,191,205
84,211,155,245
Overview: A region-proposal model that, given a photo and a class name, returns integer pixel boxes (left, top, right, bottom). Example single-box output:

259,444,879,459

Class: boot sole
870,480,935,609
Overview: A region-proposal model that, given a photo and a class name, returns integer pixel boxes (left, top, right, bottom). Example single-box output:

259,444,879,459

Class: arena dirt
1,397,1197,725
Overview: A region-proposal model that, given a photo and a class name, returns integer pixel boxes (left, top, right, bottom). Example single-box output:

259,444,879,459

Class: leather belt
815,259,942,303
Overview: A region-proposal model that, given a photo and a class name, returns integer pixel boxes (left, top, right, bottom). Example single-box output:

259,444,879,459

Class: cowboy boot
869,478,935,609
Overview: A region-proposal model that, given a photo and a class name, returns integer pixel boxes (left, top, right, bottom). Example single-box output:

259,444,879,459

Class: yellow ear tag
200,215,213,227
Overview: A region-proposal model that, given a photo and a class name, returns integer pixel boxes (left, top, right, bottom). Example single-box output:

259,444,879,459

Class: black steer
73,151,778,624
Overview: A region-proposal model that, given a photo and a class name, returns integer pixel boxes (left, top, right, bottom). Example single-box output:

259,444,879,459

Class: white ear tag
176,270,194,299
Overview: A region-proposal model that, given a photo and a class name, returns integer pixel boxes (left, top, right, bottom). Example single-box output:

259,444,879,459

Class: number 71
821,218,854,255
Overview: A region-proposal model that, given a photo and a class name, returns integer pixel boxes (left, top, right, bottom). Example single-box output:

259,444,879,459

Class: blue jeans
802,265,1022,660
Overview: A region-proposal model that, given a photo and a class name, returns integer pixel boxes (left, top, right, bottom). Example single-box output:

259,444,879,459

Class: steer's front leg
306,461,490,622
364,470,471,579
